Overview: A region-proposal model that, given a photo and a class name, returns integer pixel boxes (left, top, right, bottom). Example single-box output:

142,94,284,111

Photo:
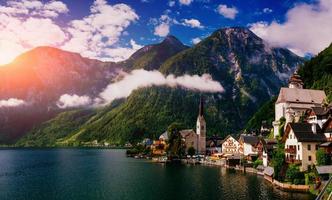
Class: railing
285,158,301,164
316,176,332,200
285,148,297,154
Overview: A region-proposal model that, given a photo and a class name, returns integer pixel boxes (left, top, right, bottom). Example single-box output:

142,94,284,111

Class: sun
0,41,24,66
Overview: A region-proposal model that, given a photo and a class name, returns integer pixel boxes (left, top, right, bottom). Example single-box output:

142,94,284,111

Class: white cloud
154,23,170,37
98,69,224,105
263,8,273,13
217,4,238,19
0,0,142,65
179,0,193,6
168,1,176,7
182,18,203,28
192,37,202,44
102,40,143,62
56,94,92,109
0,98,26,108
2,0,68,18
249,0,332,56
0,14,67,64
153,14,175,37
62,0,139,61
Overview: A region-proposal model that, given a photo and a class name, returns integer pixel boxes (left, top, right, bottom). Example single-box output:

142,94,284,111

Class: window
308,144,311,151
290,134,292,139
298,145,300,150
308,156,312,161
316,145,319,150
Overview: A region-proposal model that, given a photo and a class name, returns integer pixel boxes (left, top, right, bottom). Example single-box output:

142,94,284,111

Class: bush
316,148,330,166
253,159,263,168
187,146,196,156
286,164,305,185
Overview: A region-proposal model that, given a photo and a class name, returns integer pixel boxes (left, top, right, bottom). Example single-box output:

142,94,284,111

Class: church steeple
199,95,204,117
288,70,304,89
196,95,206,154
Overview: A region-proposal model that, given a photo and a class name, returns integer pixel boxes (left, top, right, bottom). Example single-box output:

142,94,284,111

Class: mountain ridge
14,27,305,146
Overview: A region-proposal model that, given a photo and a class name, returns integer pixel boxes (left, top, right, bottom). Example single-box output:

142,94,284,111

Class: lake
0,149,315,200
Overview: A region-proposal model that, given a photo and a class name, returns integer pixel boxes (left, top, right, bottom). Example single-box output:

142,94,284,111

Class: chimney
311,123,317,134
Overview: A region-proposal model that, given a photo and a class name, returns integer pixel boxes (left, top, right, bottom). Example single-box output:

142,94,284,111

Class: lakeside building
238,135,259,159
221,135,241,155
206,136,223,155
256,138,277,167
282,122,326,171
272,72,326,138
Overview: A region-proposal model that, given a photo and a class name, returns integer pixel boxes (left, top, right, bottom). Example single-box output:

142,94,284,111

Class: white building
239,135,259,156
282,122,326,171
273,73,326,137
222,135,240,155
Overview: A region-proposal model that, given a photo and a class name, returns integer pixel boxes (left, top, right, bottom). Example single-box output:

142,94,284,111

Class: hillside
298,43,332,101
120,35,188,70
0,47,120,143
16,27,305,146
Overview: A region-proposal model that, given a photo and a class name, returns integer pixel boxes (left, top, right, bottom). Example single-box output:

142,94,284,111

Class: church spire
199,95,204,117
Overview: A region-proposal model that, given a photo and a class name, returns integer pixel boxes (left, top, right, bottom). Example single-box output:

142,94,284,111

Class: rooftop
286,123,326,142
276,87,326,104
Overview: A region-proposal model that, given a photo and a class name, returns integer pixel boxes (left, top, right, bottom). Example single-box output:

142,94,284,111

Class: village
127,72,332,195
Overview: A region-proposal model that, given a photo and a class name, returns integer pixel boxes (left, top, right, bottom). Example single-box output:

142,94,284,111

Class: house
239,134,259,158
282,122,327,171
273,72,326,137
260,139,277,167
306,106,331,128
319,118,332,154
206,136,223,155
260,120,272,136
222,135,240,155
180,129,198,153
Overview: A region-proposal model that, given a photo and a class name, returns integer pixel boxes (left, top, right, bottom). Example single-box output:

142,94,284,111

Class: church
157,96,207,155
273,72,326,138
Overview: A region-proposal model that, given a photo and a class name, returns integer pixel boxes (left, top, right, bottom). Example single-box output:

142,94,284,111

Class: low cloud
250,0,332,56
98,69,224,105
217,4,238,19
182,18,204,29
0,98,26,108
192,37,202,44
56,94,92,109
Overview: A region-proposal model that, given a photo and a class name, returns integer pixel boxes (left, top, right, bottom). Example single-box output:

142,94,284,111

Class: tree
187,146,196,157
167,122,185,158
278,117,286,137
316,148,330,166
272,142,285,181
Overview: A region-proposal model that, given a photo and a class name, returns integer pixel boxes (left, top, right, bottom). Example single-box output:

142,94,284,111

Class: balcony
285,148,297,154
286,158,301,164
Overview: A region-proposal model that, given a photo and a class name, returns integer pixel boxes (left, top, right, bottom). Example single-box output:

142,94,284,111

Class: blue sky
59,0,314,46
0,0,331,64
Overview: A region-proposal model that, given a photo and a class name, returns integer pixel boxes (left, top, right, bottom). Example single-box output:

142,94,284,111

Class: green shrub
253,159,263,168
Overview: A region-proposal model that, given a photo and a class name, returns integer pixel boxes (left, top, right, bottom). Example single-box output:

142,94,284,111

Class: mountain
120,35,189,70
16,27,305,147
0,47,120,143
0,37,189,144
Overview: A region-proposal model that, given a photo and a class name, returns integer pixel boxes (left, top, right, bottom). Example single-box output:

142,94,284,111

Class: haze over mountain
0,27,305,145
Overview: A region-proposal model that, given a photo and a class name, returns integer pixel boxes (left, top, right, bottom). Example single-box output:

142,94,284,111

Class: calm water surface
0,149,315,200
